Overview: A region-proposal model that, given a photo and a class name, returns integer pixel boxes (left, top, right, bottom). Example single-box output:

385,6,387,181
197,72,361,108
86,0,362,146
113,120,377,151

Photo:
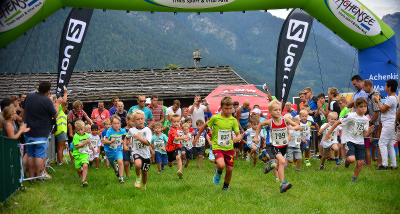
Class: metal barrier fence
0,132,21,204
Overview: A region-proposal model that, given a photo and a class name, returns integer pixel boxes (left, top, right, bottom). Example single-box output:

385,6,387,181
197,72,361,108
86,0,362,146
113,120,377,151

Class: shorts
234,142,241,149
286,147,302,161
323,143,338,153
133,154,151,172
167,149,181,162
192,146,205,158
265,144,275,159
182,147,193,159
269,145,287,158
364,138,371,149
25,136,48,158
106,150,123,163
155,151,168,165
123,150,132,162
248,142,260,150
301,139,310,151
213,149,235,167
74,153,89,169
89,147,100,161
346,141,365,160
55,132,68,143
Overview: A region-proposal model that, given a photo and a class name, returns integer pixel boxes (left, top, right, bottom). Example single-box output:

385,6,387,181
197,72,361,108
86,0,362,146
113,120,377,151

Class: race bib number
353,121,365,136
294,137,301,148
133,139,145,150
110,137,122,149
302,125,310,137
320,110,326,121
154,140,164,151
79,143,89,154
250,133,256,143
217,130,232,147
271,128,288,147
90,139,98,147
198,136,206,147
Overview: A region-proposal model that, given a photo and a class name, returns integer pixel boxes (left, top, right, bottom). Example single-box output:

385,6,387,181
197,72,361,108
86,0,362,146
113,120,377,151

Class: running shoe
305,159,311,167
135,178,141,188
177,170,183,179
264,160,274,174
319,165,324,170
222,187,231,192
280,182,292,193
114,165,119,177
140,185,147,190
351,177,357,182
336,159,341,165
119,178,125,184
214,172,222,185
157,171,161,174
162,165,165,170
377,166,388,170
82,180,88,187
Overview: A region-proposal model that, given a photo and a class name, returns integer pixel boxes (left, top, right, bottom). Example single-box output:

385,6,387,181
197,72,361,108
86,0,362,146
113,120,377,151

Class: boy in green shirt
73,120,96,187
194,96,243,191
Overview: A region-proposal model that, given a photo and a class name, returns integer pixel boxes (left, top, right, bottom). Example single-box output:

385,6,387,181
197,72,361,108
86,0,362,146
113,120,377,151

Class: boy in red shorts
194,96,243,191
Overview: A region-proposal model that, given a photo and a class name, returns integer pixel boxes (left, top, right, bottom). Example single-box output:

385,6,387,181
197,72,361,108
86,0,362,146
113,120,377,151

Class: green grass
1,158,400,214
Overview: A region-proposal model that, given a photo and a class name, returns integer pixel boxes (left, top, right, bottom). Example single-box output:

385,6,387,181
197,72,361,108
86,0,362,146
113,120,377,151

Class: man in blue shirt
128,95,153,127
348,75,368,108
285,102,297,117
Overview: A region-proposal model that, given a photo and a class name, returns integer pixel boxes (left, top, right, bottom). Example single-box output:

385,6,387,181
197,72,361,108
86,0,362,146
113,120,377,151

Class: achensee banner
275,8,313,104
56,8,93,96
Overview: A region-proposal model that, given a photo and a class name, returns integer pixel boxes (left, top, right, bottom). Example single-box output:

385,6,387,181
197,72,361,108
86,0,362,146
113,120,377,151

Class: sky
269,0,400,19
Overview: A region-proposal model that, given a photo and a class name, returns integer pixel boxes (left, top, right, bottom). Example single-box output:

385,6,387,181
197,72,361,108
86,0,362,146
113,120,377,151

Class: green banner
0,0,395,50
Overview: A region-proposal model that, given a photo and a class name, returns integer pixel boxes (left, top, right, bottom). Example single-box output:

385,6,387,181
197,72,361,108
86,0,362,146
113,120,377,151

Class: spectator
149,95,164,123
55,88,68,165
10,95,23,124
189,95,210,129
203,98,213,121
232,101,239,117
166,99,182,120
348,75,368,108
19,94,27,103
298,90,307,110
128,95,153,127
338,96,351,118
303,87,318,113
109,97,119,116
363,80,381,167
68,100,93,143
91,101,110,129
0,106,30,138
115,101,127,128
285,102,297,117
236,100,251,132
181,107,190,122
158,99,168,127
327,88,341,116
0,98,12,122
22,81,62,178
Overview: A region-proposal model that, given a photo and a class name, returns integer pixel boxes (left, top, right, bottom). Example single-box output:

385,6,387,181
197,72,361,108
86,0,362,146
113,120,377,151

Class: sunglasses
139,100,146,103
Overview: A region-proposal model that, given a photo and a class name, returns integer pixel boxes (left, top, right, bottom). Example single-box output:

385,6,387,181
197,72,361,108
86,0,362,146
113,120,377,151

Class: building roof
0,66,248,103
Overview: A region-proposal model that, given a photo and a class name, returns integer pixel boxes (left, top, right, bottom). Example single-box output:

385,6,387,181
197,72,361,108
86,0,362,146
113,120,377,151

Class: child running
101,119,111,168
122,113,135,179
286,116,303,172
88,124,101,169
151,122,168,174
318,112,341,170
244,118,262,167
298,110,318,167
192,120,210,168
325,97,374,181
166,114,188,179
72,120,96,187
181,123,194,168
194,96,243,191
103,115,126,183
126,110,152,189
254,99,300,193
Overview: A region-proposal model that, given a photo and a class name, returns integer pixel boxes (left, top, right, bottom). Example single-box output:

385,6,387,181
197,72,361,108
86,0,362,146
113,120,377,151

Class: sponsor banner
147,0,235,9
275,8,313,104
56,8,93,96
0,0,45,32
325,0,381,36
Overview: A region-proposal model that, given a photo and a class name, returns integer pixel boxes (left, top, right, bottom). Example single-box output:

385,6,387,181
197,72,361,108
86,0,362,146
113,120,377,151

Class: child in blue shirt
151,122,168,174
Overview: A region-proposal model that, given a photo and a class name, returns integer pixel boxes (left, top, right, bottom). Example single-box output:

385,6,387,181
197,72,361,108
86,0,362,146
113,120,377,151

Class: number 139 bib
271,128,288,147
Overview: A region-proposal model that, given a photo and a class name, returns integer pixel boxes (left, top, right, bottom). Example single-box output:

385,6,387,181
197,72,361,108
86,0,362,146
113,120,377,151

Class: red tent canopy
205,85,270,115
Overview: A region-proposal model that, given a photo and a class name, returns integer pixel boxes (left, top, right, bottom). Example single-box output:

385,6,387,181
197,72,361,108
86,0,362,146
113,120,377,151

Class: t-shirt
166,106,181,116
189,104,207,128
126,127,152,159
381,95,397,124
149,105,164,122
245,128,260,146
72,133,90,156
193,128,208,147
288,129,301,148
104,128,126,153
318,103,327,124
300,120,315,140
308,97,318,111
320,123,340,148
127,106,153,126
353,89,368,100
109,106,117,117
328,100,341,116
151,134,168,154
91,108,110,130
340,112,369,145
115,110,127,128
206,114,239,151
89,134,102,149
181,133,193,150
366,91,380,126
22,92,56,138
166,126,182,152
339,107,351,118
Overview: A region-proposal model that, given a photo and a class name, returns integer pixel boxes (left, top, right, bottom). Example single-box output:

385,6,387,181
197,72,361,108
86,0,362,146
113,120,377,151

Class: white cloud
268,0,400,19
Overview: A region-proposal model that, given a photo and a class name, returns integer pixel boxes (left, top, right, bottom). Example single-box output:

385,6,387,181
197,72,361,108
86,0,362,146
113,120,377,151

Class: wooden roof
0,66,248,103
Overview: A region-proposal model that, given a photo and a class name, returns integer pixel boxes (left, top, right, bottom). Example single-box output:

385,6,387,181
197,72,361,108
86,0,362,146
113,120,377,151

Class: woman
0,106,30,138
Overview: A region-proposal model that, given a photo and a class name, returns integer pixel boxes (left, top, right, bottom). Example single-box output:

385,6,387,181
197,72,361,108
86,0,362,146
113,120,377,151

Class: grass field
1,158,400,214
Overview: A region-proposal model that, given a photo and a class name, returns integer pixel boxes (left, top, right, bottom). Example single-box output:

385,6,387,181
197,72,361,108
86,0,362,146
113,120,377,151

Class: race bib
79,144,89,154
353,121,365,136
133,139,145,150
110,137,122,149
198,136,206,147
154,140,164,151
250,133,256,143
271,128,288,147
302,125,310,137
217,130,232,147
294,137,301,148
320,110,326,121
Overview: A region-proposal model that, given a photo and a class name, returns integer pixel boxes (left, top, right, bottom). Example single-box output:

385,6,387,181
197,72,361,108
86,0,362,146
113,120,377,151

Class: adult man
91,101,110,129
109,97,119,116
189,95,210,128
303,87,317,113
22,81,62,178
115,101,127,128
158,99,168,126
285,102,297,117
149,95,164,123
128,95,153,127
348,75,368,108
235,100,251,132
298,91,307,110
166,100,182,120
363,79,381,167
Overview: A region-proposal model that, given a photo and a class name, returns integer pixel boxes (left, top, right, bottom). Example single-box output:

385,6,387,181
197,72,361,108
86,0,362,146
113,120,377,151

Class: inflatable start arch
0,0,398,95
